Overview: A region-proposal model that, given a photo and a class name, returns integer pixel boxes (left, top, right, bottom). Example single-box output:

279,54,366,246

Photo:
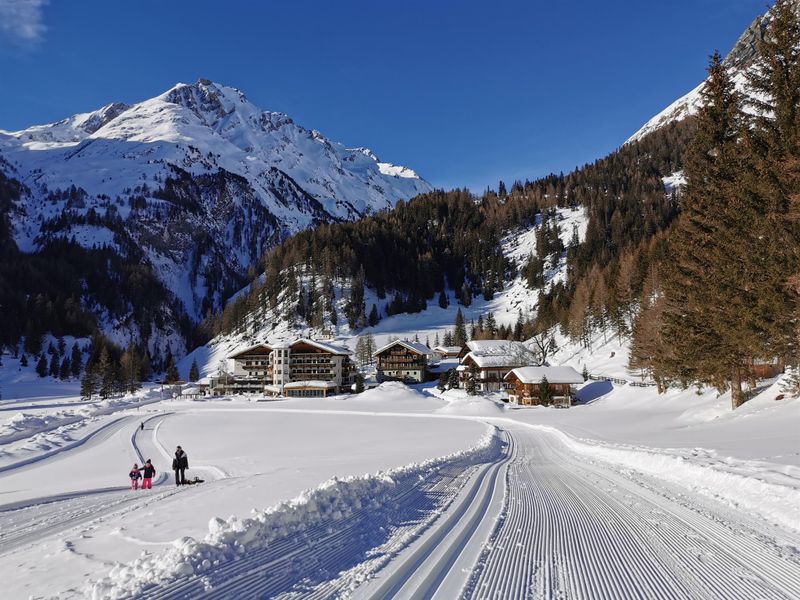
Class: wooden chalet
457,340,538,392
374,340,433,383
504,366,584,406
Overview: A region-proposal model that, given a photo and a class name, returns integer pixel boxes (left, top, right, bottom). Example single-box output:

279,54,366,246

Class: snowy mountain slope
180,207,589,378
0,79,431,355
626,6,769,144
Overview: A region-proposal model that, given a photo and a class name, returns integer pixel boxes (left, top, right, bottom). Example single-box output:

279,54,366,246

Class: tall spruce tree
659,52,756,407
743,0,800,366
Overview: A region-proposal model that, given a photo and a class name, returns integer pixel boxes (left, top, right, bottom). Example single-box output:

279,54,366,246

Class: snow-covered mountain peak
0,78,433,353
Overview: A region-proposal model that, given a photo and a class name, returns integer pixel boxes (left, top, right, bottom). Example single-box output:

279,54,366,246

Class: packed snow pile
356,381,426,402
0,412,73,441
436,389,505,417
87,424,500,599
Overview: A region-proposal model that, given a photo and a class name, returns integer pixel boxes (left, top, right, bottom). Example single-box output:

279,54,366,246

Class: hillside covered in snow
0,80,431,360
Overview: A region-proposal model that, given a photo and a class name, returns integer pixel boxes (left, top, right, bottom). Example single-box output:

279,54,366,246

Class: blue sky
0,0,766,191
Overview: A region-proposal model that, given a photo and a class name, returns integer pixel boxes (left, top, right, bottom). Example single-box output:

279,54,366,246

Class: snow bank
522,422,800,534
436,390,505,417
87,425,500,599
356,381,426,401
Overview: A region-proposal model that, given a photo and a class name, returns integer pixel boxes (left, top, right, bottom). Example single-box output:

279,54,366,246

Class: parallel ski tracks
136,439,507,600
463,425,800,600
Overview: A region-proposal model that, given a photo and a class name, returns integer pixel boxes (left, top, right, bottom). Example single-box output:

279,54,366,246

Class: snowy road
355,422,800,600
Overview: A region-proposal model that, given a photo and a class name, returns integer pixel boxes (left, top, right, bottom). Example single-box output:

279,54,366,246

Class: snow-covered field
1,361,799,598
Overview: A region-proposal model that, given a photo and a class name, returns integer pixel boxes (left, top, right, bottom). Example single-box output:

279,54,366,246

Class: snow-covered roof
461,340,536,368
374,340,433,357
433,346,463,354
283,380,338,389
291,338,351,356
505,366,584,385
181,387,202,395
466,340,524,354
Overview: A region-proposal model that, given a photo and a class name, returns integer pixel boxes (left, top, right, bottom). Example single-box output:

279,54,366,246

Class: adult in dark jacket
172,446,189,486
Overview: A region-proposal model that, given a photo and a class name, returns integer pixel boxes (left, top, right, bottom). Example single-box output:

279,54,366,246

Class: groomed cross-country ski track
2,408,799,599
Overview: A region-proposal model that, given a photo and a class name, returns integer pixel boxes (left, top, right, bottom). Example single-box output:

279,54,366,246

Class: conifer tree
165,352,179,384
368,304,380,327
486,312,497,338
743,0,800,365
59,356,71,380
453,309,467,347
120,347,143,393
80,363,98,399
539,375,552,406
447,368,459,389
354,373,365,393
98,346,115,398
659,52,755,408
189,359,200,382
48,351,60,378
70,343,82,377
36,354,48,378
438,291,448,309
466,363,478,395
460,284,472,307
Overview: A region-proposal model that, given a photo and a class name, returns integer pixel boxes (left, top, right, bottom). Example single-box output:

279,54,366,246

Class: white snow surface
1,337,800,598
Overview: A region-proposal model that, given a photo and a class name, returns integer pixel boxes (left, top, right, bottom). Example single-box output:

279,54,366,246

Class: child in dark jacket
129,463,142,490
141,459,156,489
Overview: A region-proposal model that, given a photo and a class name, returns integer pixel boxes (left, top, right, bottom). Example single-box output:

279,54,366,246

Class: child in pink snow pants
129,463,142,490
141,459,156,489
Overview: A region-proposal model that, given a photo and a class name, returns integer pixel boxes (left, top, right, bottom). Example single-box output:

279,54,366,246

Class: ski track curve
0,414,175,553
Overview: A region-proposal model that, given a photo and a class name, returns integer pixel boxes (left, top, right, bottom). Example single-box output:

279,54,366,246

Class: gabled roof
466,339,524,354
291,338,351,356
462,351,531,368
228,343,273,359
433,345,463,353
374,339,433,357
460,340,536,368
505,366,584,385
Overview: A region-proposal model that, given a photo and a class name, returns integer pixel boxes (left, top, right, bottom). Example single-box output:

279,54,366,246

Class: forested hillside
630,0,800,407
211,118,694,345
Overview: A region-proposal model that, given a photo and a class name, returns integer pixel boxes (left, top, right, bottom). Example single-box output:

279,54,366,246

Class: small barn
505,366,584,407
